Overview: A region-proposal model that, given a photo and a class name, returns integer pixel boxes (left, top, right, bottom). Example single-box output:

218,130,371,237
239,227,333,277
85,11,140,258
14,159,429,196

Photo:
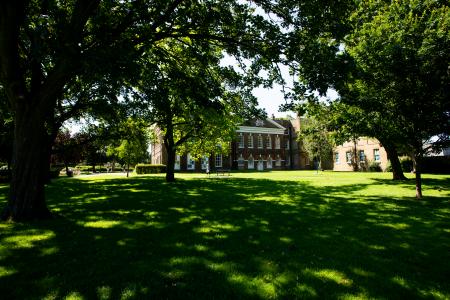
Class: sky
222,58,340,119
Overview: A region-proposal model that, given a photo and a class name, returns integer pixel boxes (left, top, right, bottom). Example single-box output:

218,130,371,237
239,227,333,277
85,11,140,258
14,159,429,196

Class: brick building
333,138,389,171
151,118,309,171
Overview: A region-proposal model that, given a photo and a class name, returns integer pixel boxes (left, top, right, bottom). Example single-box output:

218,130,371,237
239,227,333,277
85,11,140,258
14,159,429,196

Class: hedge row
135,164,166,174
75,165,109,173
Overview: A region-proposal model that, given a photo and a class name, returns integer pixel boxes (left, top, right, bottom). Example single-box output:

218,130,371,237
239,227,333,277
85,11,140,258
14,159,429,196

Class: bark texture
2,104,52,220
164,125,176,182
383,142,407,180
414,155,423,199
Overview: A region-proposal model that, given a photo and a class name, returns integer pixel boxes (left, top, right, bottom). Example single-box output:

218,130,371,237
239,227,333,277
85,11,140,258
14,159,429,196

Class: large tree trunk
414,155,423,199
164,124,176,182
165,146,176,182
383,142,407,180
352,138,359,171
2,107,52,221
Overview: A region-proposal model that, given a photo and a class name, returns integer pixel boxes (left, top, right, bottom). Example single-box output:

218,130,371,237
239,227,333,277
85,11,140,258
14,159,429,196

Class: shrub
75,165,92,172
368,161,382,172
421,156,450,174
48,169,61,179
400,156,414,172
75,165,109,173
0,168,11,182
385,161,392,172
135,164,166,174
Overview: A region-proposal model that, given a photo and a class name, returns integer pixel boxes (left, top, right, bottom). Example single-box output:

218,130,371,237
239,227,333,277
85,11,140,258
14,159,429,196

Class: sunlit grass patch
0,266,17,278
82,220,122,228
2,231,55,248
304,268,353,287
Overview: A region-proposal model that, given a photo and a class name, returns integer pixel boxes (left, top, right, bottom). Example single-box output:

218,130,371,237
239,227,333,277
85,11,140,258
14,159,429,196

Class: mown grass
0,171,449,299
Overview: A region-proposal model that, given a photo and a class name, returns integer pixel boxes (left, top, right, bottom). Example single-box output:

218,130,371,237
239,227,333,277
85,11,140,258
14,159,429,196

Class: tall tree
0,87,13,170
296,103,334,171
135,40,250,182
0,0,290,220
344,0,450,198
107,118,149,177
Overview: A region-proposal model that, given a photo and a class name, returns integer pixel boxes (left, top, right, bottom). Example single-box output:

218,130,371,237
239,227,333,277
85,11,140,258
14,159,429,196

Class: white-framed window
346,151,352,164
187,153,195,170
258,134,263,149
201,155,209,170
238,154,244,167
238,133,244,148
285,139,290,150
374,149,380,162
175,154,181,170
359,150,365,162
266,135,272,149
248,155,254,169
334,152,340,164
248,134,253,148
275,135,281,149
275,155,281,167
215,154,222,167
267,155,273,169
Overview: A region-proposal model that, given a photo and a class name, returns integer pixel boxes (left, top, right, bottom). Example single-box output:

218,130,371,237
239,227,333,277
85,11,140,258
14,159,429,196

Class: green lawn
0,171,449,299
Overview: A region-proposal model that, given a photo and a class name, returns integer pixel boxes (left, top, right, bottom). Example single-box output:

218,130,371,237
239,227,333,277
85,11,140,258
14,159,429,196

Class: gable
237,118,286,134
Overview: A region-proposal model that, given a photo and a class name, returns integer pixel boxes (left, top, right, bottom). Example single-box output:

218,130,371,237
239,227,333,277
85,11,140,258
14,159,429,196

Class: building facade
333,138,389,171
151,118,307,171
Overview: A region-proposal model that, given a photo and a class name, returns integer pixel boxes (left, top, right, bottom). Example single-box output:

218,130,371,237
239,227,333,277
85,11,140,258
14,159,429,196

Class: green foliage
368,161,382,172
422,156,450,174
135,164,166,174
106,118,149,167
400,157,414,173
297,103,334,167
48,169,61,179
0,168,11,182
345,0,450,156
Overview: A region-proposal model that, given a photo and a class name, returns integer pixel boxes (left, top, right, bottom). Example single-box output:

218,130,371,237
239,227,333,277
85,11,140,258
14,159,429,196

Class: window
334,152,340,164
285,139,290,150
238,133,244,148
248,134,253,148
266,135,272,149
374,149,380,162
258,134,263,149
275,155,281,167
275,135,281,149
175,155,181,170
187,153,195,170
359,150,365,162
201,156,209,170
215,154,222,167
286,156,290,166
267,156,273,169
346,151,352,164
248,155,254,169
238,154,244,167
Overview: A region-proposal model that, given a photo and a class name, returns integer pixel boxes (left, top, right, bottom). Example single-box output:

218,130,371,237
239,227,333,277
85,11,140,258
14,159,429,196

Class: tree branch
0,0,28,109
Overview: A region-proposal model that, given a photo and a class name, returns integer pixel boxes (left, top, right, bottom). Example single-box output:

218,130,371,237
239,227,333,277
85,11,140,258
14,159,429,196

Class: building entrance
257,160,264,171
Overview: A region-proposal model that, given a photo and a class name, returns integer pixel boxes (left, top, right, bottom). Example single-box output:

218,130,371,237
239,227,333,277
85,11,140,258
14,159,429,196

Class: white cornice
237,126,285,134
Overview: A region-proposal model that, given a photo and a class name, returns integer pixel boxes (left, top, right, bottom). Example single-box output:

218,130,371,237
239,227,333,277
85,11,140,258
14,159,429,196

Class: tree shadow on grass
0,175,449,299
